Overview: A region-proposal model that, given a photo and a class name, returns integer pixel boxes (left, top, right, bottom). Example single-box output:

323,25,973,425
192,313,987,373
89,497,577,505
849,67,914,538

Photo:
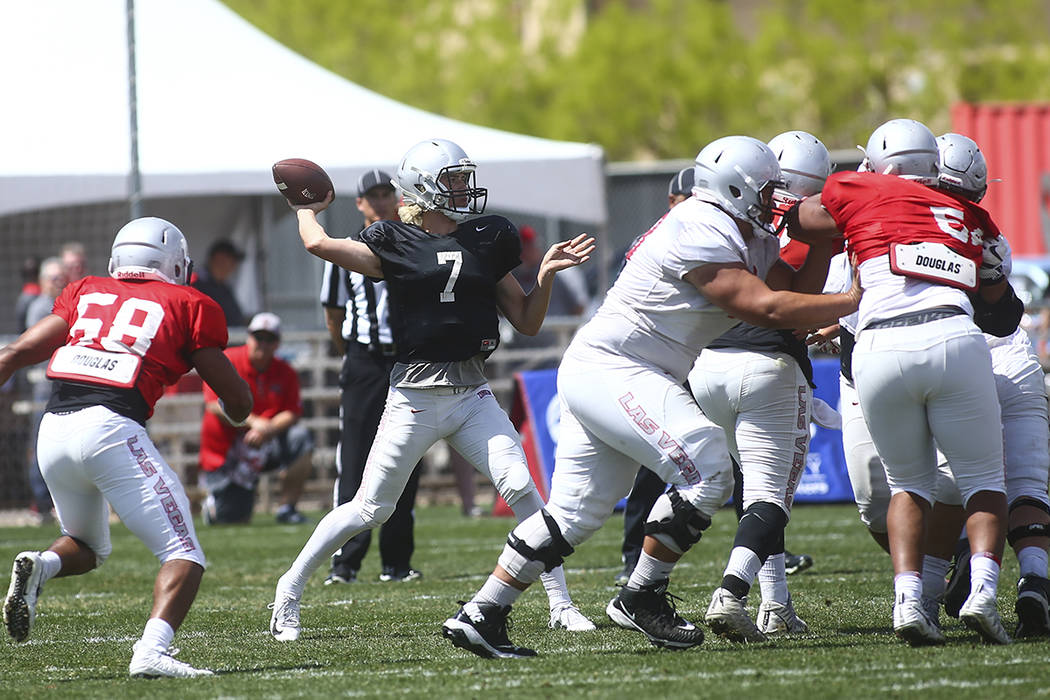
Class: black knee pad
507,509,575,573
733,501,788,560
644,487,712,553
1009,496,1050,516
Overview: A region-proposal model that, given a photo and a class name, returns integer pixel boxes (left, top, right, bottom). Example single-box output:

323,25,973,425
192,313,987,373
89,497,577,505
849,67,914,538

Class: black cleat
442,602,537,659
606,579,704,649
943,539,971,619
379,567,423,582
1015,575,1050,638
784,551,813,576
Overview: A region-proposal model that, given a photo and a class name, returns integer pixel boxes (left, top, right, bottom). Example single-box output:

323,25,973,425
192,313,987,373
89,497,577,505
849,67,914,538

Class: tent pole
126,0,143,220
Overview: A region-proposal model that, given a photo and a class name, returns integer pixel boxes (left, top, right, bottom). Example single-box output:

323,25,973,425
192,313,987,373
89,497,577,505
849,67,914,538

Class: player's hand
292,190,334,214
540,234,596,275
846,253,863,306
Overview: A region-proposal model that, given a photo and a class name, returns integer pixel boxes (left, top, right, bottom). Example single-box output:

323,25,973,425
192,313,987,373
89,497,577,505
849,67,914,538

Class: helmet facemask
396,139,489,223
693,136,784,238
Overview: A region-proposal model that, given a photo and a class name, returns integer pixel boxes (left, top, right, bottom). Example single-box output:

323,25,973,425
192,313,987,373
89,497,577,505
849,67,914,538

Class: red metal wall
951,102,1050,257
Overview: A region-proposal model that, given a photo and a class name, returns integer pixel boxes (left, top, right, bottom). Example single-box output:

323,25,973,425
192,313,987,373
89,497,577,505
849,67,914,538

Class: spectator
14,256,41,333
198,312,313,524
59,242,87,282
23,257,69,522
319,168,424,584
192,240,246,327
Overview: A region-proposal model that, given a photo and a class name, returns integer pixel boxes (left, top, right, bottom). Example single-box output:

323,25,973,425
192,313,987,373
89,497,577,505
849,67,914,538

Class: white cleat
269,591,302,642
705,587,767,643
4,551,44,643
549,603,596,631
959,585,1011,645
757,597,809,636
893,595,945,646
129,641,214,678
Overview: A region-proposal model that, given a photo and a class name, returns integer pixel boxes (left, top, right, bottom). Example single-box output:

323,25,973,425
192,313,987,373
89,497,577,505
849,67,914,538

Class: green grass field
2,503,1048,698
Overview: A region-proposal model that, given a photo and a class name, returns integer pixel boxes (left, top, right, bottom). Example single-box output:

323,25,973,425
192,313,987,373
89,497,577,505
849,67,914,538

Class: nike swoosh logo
411,409,425,413
476,225,488,232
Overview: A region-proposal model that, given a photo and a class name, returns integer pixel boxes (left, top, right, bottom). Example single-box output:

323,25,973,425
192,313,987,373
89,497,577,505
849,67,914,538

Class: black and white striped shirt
319,251,393,347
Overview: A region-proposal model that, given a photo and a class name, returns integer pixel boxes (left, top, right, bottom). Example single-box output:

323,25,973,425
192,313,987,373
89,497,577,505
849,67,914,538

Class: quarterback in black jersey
270,138,597,644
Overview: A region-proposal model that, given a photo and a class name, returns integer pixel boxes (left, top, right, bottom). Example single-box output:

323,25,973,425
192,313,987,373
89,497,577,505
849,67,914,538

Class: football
272,158,334,205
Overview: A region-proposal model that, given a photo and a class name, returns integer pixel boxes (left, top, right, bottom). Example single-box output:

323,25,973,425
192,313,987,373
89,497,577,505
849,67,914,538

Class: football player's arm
324,307,347,355
495,234,596,335
294,198,383,278
192,347,253,424
0,314,69,386
685,262,861,330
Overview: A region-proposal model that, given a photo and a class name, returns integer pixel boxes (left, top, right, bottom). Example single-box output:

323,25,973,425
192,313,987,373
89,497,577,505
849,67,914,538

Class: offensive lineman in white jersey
442,135,861,658
690,130,833,642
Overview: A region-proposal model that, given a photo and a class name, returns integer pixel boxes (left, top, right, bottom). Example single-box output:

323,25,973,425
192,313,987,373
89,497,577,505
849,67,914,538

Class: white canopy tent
0,0,606,222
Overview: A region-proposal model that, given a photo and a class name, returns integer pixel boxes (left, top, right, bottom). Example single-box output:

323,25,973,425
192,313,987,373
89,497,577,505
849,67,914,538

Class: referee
319,169,422,584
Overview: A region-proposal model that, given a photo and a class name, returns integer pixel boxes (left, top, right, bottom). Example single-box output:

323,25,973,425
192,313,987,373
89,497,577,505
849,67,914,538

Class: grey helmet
767,130,832,210
936,132,988,203
395,138,487,222
108,217,192,285
861,118,939,184
693,135,784,235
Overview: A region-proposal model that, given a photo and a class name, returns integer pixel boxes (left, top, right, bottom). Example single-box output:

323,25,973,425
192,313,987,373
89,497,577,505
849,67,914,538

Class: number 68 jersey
46,276,229,421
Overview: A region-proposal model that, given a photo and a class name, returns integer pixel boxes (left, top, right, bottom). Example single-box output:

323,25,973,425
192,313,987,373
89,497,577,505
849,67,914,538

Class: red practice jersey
820,171,999,266
47,276,228,417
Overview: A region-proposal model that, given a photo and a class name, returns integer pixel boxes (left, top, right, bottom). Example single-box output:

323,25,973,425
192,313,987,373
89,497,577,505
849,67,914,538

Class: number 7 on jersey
437,251,462,302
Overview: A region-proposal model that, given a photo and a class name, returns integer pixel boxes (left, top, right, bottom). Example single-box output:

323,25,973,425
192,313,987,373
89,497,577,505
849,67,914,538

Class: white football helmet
767,130,832,211
108,217,192,285
936,132,988,203
861,118,939,184
395,138,487,222
693,135,783,235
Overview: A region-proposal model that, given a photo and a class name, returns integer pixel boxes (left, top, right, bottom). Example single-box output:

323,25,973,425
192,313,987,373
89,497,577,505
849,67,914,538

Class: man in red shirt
199,312,313,525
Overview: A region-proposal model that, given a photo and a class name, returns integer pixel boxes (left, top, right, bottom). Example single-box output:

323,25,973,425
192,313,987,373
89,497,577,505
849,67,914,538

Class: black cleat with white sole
606,579,704,649
1015,575,1050,638
442,602,537,659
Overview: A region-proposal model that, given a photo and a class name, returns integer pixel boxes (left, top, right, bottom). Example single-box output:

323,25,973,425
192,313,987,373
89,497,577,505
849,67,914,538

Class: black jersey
361,215,522,362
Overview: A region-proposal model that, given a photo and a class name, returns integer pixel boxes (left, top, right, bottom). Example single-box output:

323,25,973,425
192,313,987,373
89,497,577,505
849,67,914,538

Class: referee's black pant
330,342,422,577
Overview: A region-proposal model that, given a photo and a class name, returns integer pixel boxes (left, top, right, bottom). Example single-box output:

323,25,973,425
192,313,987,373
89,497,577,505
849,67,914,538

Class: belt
352,341,396,357
867,305,965,330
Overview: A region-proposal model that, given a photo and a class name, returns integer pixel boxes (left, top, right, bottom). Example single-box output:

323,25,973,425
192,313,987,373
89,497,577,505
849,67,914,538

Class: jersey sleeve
187,292,229,352
319,259,348,308
492,217,523,279
820,172,880,231
665,219,746,279
50,278,86,324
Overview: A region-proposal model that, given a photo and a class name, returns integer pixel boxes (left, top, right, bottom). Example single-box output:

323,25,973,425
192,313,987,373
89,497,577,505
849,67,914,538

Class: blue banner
514,358,855,505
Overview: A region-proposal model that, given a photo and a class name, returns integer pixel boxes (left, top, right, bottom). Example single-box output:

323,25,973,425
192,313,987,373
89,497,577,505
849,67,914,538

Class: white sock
723,546,763,590
540,567,571,610
758,553,789,605
1017,546,1049,579
626,551,676,589
139,617,175,654
279,503,370,597
38,551,62,582
473,574,522,609
894,571,922,602
970,554,1001,596
921,555,950,601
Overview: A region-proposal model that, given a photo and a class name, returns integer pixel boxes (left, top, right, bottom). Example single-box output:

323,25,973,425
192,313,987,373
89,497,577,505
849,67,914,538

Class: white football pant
689,348,810,515
37,406,205,568
840,377,891,533
853,316,1004,506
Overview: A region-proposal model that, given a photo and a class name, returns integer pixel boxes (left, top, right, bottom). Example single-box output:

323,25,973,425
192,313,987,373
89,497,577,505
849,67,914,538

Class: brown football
272,158,334,205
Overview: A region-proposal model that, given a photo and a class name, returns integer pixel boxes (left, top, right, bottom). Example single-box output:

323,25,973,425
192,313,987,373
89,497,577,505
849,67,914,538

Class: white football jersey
570,197,780,382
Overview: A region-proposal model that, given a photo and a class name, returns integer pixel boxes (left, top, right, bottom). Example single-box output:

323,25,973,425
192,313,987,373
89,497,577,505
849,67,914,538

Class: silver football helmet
861,118,939,184
395,138,487,222
936,132,988,203
693,135,783,235
767,130,832,211
108,217,192,285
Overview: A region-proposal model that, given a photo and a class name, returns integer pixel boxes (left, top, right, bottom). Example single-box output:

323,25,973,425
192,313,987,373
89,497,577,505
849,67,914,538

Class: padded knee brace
1007,497,1050,547
644,487,712,554
497,509,574,582
733,501,789,560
